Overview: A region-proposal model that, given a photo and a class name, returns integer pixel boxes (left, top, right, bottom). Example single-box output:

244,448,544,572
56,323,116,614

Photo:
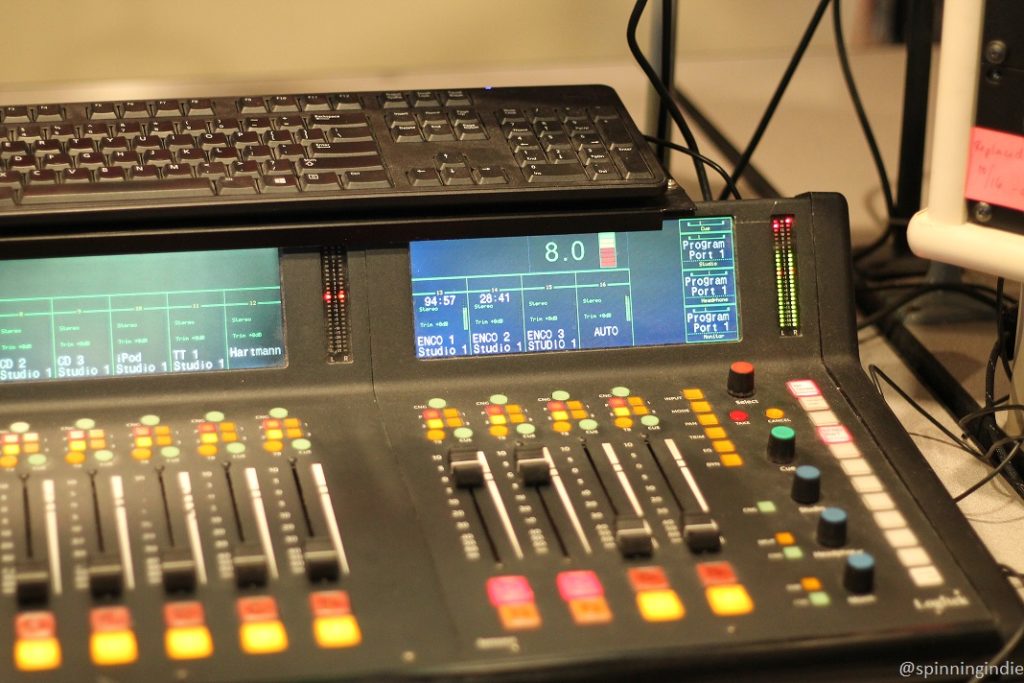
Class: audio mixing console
0,189,1019,682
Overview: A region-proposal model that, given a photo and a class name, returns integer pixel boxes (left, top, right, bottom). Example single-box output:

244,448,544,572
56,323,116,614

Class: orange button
801,577,822,592
567,401,584,410
711,440,735,453
614,416,634,429
636,589,685,622
14,638,61,671
263,440,284,453
310,591,351,617
682,388,704,400
131,448,152,461
632,405,649,416
706,584,754,616
571,410,588,419
240,621,288,655
628,396,644,406
497,603,541,630
135,436,153,448
775,532,795,546
551,410,569,421
720,453,743,467
426,418,444,429
552,421,572,433
697,414,719,426
426,429,445,441
489,425,509,437
690,401,712,413
313,615,361,648
765,408,785,420
65,452,86,465
507,405,522,414
284,418,301,429
443,408,459,418
90,631,138,666
199,433,218,445
2,444,19,457
705,427,727,440
197,444,218,457
0,455,18,468
569,597,612,625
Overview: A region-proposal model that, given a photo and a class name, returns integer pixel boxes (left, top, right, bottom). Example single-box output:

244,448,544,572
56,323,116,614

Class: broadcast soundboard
0,189,1018,681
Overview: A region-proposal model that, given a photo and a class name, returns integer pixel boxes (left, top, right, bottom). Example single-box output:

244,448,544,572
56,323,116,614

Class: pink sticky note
965,127,1024,212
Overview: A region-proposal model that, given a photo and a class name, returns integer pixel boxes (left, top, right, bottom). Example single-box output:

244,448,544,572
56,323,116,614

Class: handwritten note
965,126,1024,212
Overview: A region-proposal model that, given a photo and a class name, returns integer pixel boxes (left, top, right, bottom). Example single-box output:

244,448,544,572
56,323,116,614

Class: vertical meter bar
177,472,208,585
244,468,279,580
310,463,350,577
664,438,710,513
110,476,136,590
771,215,800,336
601,443,644,517
42,480,61,595
542,447,591,554
477,451,523,560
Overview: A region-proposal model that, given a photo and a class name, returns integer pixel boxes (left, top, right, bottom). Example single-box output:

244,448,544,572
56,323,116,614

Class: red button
310,590,351,617
556,570,603,601
547,401,566,411
237,596,279,623
627,566,669,592
132,426,150,437
485,405,504,416
730,361,754,375
486,576,534,606
16,612,56,639
696,562,738,587
262,418,281,429
164,602,205,628
422,409,441,419
728,409,749,422
90,606,131,633
198,422,216,433
608,397,627,408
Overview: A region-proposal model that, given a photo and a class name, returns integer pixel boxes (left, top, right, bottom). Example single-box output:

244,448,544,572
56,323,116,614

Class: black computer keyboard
0,84,666,227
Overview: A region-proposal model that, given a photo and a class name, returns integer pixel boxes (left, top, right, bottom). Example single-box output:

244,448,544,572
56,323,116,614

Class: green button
94,450,114,463
771,425,796,441
551,390,570,401
226,442,246,455
427,398,447,410
9,421,29,434
291,438,312,452
27,454,46,467
640,415,660,427
140,414,161,427
161,446,181,459
75,418,96,430
516,423,536,436
783,546,804,560
757,500,777,514
269,407,289,419
489,394,508,406
579,418,599,431
205,411,225,423
611,386,630,397
453,427,473,439
808,591,831,607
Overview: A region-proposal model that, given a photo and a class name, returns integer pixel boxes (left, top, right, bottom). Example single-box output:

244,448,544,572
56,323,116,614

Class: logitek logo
913,589,970,615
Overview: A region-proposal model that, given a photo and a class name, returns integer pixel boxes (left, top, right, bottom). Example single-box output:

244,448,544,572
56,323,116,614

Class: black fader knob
844,552,876,594
817,507,848,548
791,465,821,504
727,361,755,397
767,425,797,464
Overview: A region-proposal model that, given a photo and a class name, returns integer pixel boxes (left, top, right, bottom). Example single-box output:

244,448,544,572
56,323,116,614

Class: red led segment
237,596,279,623
164,602,206,628
310,591,352,617
627,566,670,592
696,562,738,587
90,606,132,633
728,410,750,422
608,397,627,408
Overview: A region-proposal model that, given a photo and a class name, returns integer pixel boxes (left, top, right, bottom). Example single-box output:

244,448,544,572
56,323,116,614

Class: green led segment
771,215,800,336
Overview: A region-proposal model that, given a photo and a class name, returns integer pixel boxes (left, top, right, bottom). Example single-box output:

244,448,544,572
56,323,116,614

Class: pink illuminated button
486,576,534,606
556,570,604,601
16,612,56,639
786,380,821,398
817,425,852,444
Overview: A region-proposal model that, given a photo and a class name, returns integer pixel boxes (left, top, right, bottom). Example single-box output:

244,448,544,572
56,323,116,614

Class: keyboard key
35,105,63,122
133,136,163,153
299,129,328,145
407,167,440,186
197,162,228,179
264,130,292,145
76,151,105,169
435,152,464,168
441,166,472,186
121,101,149,118
385,111,416,128
180,119,209,135
571,132,602,150
443,90,472,106
472,166,507,185
88,103,117,120
586,162,620,180
274,115,305,132
82,122,110,140
332,93,361,110
99,136,130,153
217,177,258,195
15,125,44,143
307,141,378,158
27,169,58,185
260,175,299,192
4,105,31,123
230,160,260,177
597,119,633,147
0,172,21,189
547,148,579,165
153,100,182,117
238,96,267,113
391,124,422,142
129,165,160,181
212,118,240,136
244,145,274,163
149,120,176,137
233,131,261,148
411,90,440,108
417,109,448,126
244,117,272,134
276,144,305,161
299,172,340,191
143,149,174,167
163,163,194,179
96,166,126,181
301,94,330,111
514,149,545,166
330,125,374,142
262,159,292,176
23,178,214,203
423,124,455,141
62,168,92,183
187,98,215,116
508,134,540,152
7,155,34,172
455,122,487,140
589,105,620,120
166,134,195,152
49,123,77,141
524,163,585,182
310,112,366,129
268,95,299,113
177,148,207,165
40,153,72,170
342,169,391,189
34,140,61,155
67,138,95,155
210,147,239,163
498,108,526,124
381,92,406,109
298,156,384,173
613,145,653,179
0,141,29,159
109,150,141,167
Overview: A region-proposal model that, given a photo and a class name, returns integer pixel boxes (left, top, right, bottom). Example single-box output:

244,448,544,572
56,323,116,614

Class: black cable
643,136,741,199
995,278,1014,380
718,0,832,200
627,0,712,200
959,404,1024,432
970,620,1024,683
857,285,1000,331
954,438,1023,503
985,338,1001,410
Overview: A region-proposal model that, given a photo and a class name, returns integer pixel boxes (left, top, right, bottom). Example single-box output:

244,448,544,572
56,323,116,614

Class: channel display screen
410,216,740,358
0,249,285,383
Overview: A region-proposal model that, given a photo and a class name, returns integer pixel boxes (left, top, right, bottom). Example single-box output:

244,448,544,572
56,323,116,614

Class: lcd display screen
410,216,740,358
0,248,285,382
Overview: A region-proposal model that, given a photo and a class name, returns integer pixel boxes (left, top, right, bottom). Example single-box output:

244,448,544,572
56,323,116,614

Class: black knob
767,425,796,464
727,361,755,397
791,465,821,504
844,552,875,594
817,507,848,547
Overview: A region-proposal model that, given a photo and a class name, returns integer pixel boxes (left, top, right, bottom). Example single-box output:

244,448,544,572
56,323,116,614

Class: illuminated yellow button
69,440,87,452
509,414,525,424
489,414,507,426
720,453,743,467
683,388,704,400
197,444,218,458
567,401,584,410
89,429,104,438
690,401,712,413
89,439,106,450
636,589,685,622
23,443,39,454
166,626,213,660
445,417,463,427
507,405,522,414
775,532,795,546
156,435,173,446
443,408,459,418
612,407,630,418
199,433,218,445
90,630,138,666
628,396,644,406
632,405,649,416
221,432,237,443
552,421,572,433
263,440,284,453
569,597,612,625
706,584,754,616
155,426,171,436
15,638,62,672
2,444,19,457
266,429,284,440
426,418,444,430
765,408,785,420
571,410,588,419
0,454,17,468
240,620,288,654
711,440,735,453
426,429,445,441
284,418,301,429
497,603,541,630
135,436,153,448
705,427,727,440
697,414,719,426
489,425,509,438
313,615,361,648
285,428,303,439
131,448,152,461
65,452,86,465
801,577,822,592
551,410,569,421
220,422,236,432
614,416,634,429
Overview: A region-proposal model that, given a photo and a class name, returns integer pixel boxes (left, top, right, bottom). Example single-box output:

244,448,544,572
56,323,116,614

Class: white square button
830,443,862,459
910,566,944,587
809,411,840,426
786,379,821,397
862,492,895,511
851,475,884,493
898,547,932,567
799,396,830,412
874,510,907,529
885,528,919,548
818,425,852,444
841,459,873,476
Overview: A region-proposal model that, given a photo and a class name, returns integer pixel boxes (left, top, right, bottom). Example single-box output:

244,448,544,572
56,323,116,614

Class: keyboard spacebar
21,179,215,205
